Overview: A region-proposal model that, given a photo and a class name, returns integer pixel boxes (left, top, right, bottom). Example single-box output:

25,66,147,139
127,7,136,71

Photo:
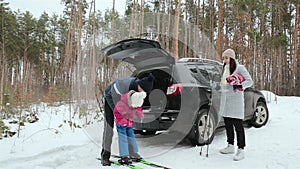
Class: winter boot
118,156,132,165
130,153,143,162
101,158,111,166
233,148,245,161
219,144,235,154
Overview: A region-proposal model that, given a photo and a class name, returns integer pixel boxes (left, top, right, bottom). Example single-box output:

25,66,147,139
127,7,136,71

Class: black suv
102,38,269,146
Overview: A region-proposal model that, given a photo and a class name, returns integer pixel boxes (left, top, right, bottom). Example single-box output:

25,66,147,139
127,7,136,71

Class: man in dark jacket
101,74,155,166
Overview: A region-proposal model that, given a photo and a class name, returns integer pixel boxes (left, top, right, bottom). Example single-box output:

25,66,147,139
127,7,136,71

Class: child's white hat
130,91,147,107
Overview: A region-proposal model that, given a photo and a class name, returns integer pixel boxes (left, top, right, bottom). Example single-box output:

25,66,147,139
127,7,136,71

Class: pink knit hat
222,48,236,60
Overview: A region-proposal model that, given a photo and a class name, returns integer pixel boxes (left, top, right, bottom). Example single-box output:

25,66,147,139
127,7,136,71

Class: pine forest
0,0,299,112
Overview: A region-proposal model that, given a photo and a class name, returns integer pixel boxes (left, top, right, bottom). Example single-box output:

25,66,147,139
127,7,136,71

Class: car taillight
166,84,183,96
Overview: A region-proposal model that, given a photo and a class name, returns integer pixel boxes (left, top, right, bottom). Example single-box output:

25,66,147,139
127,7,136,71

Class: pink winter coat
113,93,144,127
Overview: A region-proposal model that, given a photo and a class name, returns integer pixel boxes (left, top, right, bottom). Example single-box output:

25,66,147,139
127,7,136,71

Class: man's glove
233,85,243,92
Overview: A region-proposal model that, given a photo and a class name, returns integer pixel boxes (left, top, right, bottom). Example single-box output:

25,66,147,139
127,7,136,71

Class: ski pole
200,80,214,157
200,145,203,155
199,108,210,157
205,105,210,157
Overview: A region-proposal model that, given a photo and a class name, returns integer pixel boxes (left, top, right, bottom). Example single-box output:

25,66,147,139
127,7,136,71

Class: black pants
101,99,114,159
223,117,245,149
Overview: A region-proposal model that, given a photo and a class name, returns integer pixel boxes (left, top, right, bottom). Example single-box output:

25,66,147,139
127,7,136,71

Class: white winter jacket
219,64,253,120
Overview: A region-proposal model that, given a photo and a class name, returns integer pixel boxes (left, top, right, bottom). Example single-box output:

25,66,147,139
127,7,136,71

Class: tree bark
112,0,116,42
296,3,300,96
293,3,300,95
141,0,145,39
277,0,284,95
216,0,223,60
166,0,171,51
0,29,5,107
209,0,215,45
174,0,181,61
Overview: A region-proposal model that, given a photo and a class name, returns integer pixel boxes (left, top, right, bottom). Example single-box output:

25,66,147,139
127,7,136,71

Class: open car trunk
134,67,172,110
101,38,176,110
101,38,175,69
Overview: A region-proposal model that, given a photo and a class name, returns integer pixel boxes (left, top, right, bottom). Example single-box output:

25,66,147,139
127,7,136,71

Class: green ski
111,155,171,169
96,158,143,169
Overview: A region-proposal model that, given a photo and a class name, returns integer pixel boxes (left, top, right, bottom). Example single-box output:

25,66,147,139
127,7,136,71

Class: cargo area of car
136,67,173,109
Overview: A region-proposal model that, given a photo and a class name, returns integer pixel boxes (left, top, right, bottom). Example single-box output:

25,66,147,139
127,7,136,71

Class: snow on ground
0,91,300,169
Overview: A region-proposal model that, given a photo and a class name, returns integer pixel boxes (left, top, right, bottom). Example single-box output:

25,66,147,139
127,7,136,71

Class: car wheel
191,108,216,146
249,101,269,128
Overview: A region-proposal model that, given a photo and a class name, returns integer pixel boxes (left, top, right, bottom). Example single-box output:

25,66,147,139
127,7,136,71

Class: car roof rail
178,58,222,65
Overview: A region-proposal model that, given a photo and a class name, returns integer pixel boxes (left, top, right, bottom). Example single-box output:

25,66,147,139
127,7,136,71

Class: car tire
191,108,216,146
248,101,269,128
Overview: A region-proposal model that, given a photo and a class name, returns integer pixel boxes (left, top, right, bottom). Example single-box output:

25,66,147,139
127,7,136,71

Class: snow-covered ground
0,91,300,169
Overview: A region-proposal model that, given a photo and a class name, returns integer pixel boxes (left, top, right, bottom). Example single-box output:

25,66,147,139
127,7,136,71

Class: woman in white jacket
219,48,253,161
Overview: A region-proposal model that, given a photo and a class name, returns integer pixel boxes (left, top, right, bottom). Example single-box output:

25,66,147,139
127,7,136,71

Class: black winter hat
138,74,155,93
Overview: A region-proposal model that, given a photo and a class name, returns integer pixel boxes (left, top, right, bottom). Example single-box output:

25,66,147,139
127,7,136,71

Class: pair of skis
97,158,141,169
97,155,171,169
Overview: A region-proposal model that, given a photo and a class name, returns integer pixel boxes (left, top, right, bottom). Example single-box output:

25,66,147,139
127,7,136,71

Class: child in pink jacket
113,90,146,165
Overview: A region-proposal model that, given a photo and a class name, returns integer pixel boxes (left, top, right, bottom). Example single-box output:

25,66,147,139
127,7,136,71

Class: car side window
189,66,210,87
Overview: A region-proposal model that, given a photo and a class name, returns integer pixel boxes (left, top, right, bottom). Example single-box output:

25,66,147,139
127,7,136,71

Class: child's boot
118,156,132,165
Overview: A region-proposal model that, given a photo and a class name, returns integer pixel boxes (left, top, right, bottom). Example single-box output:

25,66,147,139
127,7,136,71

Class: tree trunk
129,0,139,37
260,0,267,91
0,0,6,108
184,0,188,57
216,0,223,60
161,0,166,48
141,0,145,39
112,0,116,42
64,0,76,87
166,0,171,51
293,3,300,95
74,0,83,100
173,0,181,61
0,31,5,107
294,2,300,96
202,0,205,33
209,0,215,45
277,0,284,95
